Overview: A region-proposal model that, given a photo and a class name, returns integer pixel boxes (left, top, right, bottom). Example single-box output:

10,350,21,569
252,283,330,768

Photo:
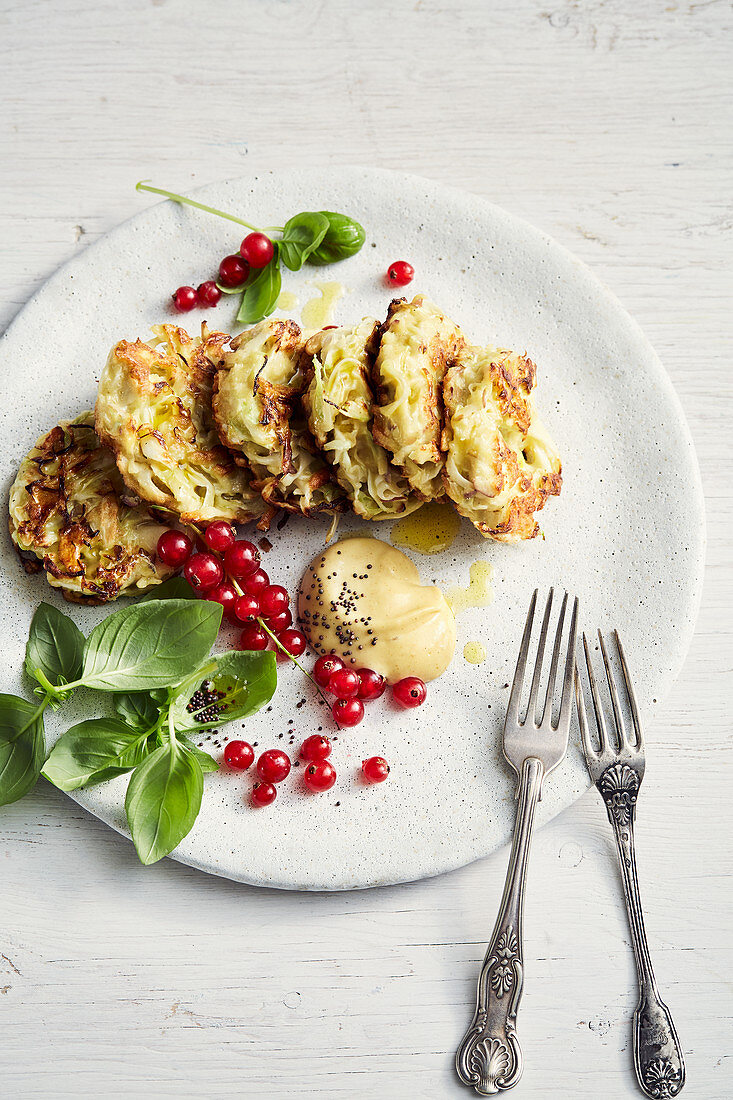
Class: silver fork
456,588,578,1095
575,631,685,1098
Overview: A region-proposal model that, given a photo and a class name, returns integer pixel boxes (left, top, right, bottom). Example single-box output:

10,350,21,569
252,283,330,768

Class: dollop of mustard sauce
297,537,456,683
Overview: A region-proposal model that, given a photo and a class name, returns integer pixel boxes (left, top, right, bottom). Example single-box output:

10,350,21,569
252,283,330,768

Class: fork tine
505,589,538,726
614,631,644,751
599,630,630,750
543,591,568,724
582,632,612,752
574,663,596,762
527,589,555,724
556,595,579,731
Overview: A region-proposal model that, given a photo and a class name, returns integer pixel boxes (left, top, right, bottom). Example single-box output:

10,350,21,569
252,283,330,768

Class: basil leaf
215,281,246,295
0,694,46,806
279,212,329,271
178,735,219,774
25,603,84,689
113,691,162,731
236,255,282,325
141,577,197,601
307,212,366,265
41,718,150,791
80,598,222,692
125,741,203,865
167,650,277,733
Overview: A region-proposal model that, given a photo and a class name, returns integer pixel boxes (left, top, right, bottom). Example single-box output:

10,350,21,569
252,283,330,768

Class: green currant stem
257,618,331,708
136,181,264,234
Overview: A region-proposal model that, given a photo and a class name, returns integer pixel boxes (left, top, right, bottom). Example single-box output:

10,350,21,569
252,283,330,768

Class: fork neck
603,796,658,997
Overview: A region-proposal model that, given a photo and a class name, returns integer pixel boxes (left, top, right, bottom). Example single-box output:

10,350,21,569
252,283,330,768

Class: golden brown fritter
9,412,177,603
95,324,264,527
301,319,420,520
369,296,465,500
441,346,562,542
212,319,345,520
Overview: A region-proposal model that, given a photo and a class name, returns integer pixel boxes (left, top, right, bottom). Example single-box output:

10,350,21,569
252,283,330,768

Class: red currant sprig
155,522,325,704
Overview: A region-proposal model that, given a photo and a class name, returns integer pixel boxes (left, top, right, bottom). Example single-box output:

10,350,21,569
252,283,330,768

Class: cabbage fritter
301,320,421,520
95,325,264,527
212,319,344,518
370,296,465,500
9,413,176,603
441,346,562,542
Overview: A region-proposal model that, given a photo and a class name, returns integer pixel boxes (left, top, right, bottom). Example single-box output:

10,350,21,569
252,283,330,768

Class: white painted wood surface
1,0,731,1096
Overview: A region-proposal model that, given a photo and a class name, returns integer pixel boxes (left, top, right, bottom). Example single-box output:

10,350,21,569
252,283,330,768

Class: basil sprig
125,740,204,866
41,718,152,791
136,182,366,325
0,694,47,806
279,212,330,271
237,248,283,325
2,595,277,863
75,598,222,693
167,650,277,733
24,603,84,694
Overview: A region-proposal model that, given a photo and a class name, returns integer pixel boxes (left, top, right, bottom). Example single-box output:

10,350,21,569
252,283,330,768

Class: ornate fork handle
600,765,686,1098
456,757,544,1095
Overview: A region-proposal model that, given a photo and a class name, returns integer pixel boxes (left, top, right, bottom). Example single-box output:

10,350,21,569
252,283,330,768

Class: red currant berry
172,286,198,311
276,628,306,659
387,261,414,287
183,551,224,593
362,756,390,783
156,530,193,567
393,676,427,708
219,254,249,288
356,667,386,701
313,653,345,688
204,520,235,553
333,697,364,727
197,280,222,307
234,594,260,622
259,584,289,618
240,232,274,269
206,581,238,620
224,740,254,771
251,780,277,807
223,540,260,579
303,760,337,793
256,748,291,784
243,567,270,595
237,623,268,651
264,609,292,633
300,734,332,763
328,667,360,699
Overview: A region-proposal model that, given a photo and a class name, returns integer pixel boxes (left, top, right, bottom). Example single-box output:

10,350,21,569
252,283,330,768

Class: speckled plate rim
0,167,705,891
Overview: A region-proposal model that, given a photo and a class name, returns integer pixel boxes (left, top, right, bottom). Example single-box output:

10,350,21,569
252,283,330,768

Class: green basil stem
256,617,330,708
167,708,177,748
33,668,62,697
136,182,283,234
23,694,51,732
32,668,70,710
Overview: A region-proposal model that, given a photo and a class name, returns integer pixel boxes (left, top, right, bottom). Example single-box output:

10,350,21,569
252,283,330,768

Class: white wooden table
1,1,731,1096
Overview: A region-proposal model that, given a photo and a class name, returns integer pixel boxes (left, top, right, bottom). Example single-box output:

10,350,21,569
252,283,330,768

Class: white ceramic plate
0,168,704,890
